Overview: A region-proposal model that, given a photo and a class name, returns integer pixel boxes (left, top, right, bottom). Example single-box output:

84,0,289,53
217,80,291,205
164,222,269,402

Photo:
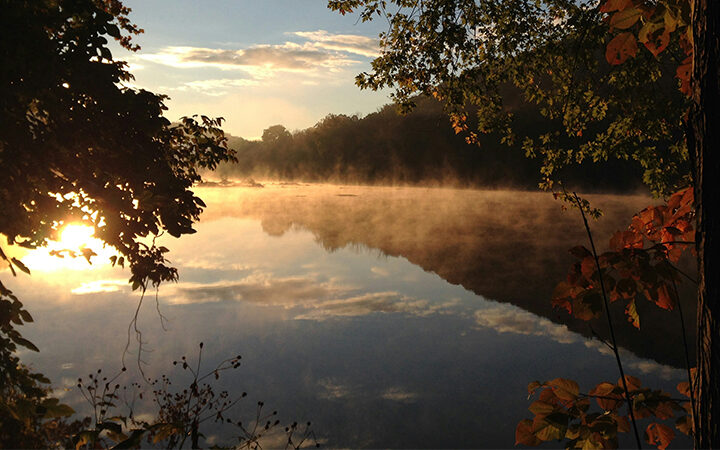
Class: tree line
214,95,647,192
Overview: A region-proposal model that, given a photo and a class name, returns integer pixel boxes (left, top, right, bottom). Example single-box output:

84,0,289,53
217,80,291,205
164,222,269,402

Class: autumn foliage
518,187,696,449
552,187,694,329
601,0,693,94
517,374,694,449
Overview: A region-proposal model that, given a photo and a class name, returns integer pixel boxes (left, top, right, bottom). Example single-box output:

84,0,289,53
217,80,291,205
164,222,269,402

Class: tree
1,0,234,443
688,0,720,447
327,0,717,446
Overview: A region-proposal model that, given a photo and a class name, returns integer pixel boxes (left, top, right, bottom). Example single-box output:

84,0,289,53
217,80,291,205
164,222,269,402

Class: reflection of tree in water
202,184,696,368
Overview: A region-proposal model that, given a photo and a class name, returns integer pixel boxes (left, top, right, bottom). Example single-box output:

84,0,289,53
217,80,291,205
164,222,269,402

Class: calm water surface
12,184,692,448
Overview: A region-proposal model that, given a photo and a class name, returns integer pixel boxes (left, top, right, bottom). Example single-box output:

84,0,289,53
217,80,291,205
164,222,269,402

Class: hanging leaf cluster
600,0,693,95
517,375,694,449
552,187,694,328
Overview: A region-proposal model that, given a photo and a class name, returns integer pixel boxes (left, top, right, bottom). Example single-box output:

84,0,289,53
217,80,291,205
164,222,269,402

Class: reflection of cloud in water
381,387,418,403
318,378,355,400
475,304,683,380
170,274,335,305
167,272,460,320
474,305,578,344
318,379,418,404
71,279,127,294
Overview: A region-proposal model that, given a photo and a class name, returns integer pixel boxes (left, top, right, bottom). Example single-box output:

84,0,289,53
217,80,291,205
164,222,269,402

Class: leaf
151,423,180,443
13,336,40,352
600,0,632,13
638,20,665,43
516,419,541,446
548,378,580,401
528,381,542,395
534,419,566,441
610,7,642,30
99,421,123,435
529,400,555,416
74,430,99,450
42,399,75,418
590,382,623,411
569,246,592,259
11,257,31,275
619,375,642,391
644,29,671,57
677,60,692,95
606,32,638,65
113,429,147,449
645,422,675,449
625,299,640,328
677,381,691,398
675,415,693,435
654,284,676,310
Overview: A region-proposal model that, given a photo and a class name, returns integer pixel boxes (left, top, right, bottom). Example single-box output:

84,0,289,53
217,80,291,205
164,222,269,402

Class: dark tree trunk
691,0,720,448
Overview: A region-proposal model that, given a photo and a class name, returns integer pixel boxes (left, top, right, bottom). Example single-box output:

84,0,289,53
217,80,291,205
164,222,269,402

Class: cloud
167,78,259,96
72,279,127,295
139,43,360,76
292,30,380,58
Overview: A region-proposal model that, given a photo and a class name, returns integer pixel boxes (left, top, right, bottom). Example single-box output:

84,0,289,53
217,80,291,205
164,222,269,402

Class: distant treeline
213,96,646,192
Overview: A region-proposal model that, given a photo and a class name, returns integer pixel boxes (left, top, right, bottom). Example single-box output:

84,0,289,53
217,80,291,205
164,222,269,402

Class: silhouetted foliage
1,0,234,446
214,96,647,192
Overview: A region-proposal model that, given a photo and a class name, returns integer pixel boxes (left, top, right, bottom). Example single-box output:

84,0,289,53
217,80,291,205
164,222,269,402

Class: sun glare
59,224,95,249
19,223,118,273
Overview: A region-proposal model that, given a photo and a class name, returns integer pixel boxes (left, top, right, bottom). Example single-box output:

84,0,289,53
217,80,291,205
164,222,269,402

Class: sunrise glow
20,223,117,273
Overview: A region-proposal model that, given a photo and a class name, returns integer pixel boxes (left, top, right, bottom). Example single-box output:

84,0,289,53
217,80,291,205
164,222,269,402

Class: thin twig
572,192,642,449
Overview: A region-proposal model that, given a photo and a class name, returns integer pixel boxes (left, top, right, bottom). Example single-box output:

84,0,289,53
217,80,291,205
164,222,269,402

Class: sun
18,222,117,273
58,224,95,249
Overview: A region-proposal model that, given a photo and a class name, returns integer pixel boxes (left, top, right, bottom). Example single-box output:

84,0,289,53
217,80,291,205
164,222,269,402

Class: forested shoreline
212,96,648,193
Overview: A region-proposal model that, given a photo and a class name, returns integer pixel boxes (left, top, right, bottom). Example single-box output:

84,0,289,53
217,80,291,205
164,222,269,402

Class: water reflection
13,184,691,448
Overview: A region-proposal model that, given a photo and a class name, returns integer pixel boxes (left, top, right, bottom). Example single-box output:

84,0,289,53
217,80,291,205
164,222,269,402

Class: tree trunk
691,0,720,448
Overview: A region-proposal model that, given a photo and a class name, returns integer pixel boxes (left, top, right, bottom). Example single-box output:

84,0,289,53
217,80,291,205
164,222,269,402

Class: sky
117,0,392,139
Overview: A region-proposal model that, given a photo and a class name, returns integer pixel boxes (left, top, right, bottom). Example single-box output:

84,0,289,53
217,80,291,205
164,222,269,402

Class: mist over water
14,183,693,448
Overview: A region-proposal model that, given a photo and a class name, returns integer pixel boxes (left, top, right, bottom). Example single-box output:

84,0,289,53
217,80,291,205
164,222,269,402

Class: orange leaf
600,0,632,12
606,32,638,65
677,381,691,398
646,422,675,450
516,419,541,446
581,256,596,280
589,382,623,411
644,29,671,57
677,61,692,95
619,374,642,391
548,378,580,401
